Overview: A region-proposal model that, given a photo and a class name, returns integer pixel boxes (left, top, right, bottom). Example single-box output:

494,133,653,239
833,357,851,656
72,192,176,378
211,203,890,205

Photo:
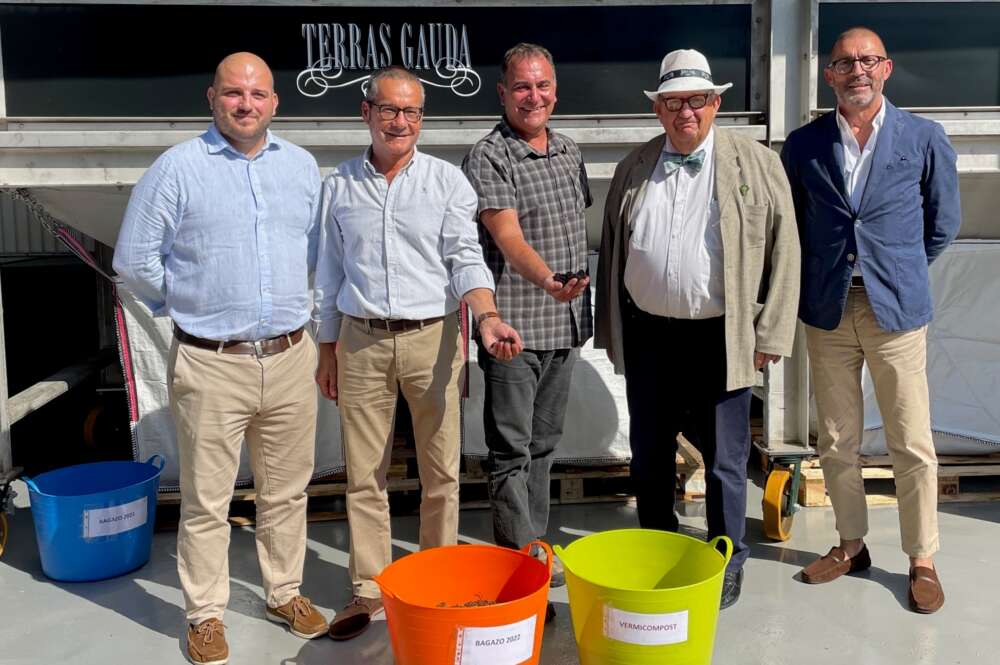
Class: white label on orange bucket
454,615,536,665
83,497,148,539
603,605,689,646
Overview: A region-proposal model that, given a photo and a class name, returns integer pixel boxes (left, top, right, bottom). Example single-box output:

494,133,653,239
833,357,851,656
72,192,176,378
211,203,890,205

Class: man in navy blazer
781,27,960,614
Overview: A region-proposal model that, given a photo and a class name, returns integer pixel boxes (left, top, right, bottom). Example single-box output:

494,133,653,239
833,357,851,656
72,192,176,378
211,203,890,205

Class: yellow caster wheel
762,467,795,541
0,512,7,558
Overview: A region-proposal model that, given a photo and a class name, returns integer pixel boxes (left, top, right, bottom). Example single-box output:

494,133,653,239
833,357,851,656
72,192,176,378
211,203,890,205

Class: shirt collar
836,97,887,149
498,116,567,161
362,146,421,176
204,123,279,158
662,127,714,163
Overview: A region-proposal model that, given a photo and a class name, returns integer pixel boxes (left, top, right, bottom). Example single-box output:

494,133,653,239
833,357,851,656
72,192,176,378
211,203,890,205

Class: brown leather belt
174,326,305,357
349,314,445,333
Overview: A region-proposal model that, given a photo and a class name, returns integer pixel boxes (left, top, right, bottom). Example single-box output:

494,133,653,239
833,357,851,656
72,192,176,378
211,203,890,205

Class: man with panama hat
595,48,800,608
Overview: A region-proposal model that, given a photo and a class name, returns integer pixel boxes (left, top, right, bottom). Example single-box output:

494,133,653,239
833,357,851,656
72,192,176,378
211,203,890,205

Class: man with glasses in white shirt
595,48,800,609
314,66,522,640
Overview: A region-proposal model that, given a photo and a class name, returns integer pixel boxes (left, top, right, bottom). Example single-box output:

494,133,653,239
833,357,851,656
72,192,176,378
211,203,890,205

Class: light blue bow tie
663,149,706,175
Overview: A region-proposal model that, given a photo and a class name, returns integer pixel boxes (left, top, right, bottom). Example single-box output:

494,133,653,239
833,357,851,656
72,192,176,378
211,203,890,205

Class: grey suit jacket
595,127,801,391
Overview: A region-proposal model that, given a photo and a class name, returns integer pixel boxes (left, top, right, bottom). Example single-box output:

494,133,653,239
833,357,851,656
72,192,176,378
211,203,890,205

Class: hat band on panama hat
659,68,714,85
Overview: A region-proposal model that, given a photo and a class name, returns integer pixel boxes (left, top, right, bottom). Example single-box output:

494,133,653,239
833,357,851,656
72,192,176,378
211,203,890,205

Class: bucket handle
372,574,399,602
21,476,40,493
145,454,166,472
709,535,734,565
522,540,554,577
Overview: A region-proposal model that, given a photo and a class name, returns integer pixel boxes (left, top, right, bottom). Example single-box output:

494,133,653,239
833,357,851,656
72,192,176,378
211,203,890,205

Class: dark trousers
478,345,579,549
622,295,752,571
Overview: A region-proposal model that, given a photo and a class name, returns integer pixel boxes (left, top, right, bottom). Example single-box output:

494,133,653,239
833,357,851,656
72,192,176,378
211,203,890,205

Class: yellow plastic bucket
553,529,732,665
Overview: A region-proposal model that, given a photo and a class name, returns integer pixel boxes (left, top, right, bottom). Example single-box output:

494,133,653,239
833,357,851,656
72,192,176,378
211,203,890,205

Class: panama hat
643,49,733,101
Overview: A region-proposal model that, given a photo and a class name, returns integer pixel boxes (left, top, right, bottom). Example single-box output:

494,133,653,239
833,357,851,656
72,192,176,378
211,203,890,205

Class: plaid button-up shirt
462,118,593,350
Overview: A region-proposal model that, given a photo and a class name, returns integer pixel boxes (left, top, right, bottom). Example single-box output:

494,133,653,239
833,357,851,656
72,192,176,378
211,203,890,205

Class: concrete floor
1,476,998,665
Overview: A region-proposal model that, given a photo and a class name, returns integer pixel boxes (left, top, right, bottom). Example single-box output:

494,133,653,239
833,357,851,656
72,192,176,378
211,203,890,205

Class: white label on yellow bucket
603,605,689,646
83,497,148,539
454,615,536,665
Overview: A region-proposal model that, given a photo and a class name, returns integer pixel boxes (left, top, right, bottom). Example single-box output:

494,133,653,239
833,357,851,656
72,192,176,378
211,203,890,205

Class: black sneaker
720,568,743,610
545,602,556,623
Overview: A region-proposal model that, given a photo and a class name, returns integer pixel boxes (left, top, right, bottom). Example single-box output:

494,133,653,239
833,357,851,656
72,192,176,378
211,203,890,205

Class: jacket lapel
857,99,900,216
822,111,852,211
622,135,664,233
714,128,741,230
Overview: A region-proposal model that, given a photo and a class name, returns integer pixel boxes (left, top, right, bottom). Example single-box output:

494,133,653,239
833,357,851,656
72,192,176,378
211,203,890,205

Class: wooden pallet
158,435,708,522
797,453,1000,507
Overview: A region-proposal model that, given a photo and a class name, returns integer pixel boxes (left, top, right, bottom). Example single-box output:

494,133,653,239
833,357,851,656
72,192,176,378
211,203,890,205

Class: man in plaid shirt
463,43,592,613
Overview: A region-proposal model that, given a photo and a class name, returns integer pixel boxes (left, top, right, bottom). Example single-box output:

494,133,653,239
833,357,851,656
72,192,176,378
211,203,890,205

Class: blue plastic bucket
23,455,165,582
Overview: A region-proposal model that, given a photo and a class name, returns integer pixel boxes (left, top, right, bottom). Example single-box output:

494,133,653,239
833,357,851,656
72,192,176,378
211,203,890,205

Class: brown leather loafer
328,595,384,641
909,566,945,614
801,544,871,584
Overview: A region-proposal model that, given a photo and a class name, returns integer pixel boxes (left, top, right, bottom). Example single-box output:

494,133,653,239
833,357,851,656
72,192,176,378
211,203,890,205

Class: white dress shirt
624,129,725,319
313,148,495,343
837,99,886,276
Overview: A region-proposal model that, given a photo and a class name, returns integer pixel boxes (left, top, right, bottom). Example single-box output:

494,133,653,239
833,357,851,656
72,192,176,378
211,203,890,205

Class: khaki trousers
168,331,318,623
806,289,939,558
337,314,464,598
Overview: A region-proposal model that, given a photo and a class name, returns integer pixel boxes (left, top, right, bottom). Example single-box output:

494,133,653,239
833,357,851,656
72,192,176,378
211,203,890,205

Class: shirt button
847,253,855,262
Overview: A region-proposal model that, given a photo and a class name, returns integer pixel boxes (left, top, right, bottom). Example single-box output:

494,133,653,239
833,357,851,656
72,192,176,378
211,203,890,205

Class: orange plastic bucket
373,541,552,665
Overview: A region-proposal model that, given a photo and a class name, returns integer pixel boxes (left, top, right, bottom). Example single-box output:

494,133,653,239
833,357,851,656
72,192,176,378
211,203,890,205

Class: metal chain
2,187,117,283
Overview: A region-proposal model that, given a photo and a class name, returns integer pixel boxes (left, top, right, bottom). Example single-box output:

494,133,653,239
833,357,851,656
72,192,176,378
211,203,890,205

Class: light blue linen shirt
113,124,321,341
313,148,495,343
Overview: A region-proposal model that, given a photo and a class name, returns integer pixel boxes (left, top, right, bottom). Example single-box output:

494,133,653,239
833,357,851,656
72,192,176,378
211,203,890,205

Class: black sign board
0,3,751,117
819,2,1000,108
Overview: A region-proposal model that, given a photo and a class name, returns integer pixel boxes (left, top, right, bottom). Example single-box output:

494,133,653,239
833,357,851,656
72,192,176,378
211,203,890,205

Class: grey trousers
478,345,579,549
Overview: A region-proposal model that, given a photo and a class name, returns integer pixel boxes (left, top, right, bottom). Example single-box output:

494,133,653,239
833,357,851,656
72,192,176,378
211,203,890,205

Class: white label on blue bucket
603,605,689,646
83,497,148,539
454,615,536,665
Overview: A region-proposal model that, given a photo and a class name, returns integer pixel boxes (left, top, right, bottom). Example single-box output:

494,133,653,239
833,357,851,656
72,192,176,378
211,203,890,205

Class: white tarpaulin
464,253,632,464
813,242,1000,456
462,338,632,465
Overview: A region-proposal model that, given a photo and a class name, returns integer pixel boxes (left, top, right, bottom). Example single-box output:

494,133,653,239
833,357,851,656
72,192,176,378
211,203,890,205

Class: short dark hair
499,43,556,85
365,66,425,103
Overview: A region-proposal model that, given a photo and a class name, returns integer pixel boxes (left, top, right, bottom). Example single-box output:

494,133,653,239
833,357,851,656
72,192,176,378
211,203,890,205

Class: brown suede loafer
266,595,329,639
801,544,872,584
328,595,384,641
909,566,945,614
187,618,228,665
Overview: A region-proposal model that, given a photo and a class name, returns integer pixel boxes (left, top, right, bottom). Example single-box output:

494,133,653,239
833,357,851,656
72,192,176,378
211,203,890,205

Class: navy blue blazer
781,100,961,332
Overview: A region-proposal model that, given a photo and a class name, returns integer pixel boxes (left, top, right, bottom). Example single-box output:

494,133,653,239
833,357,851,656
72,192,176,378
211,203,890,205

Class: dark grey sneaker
720,568,743,609
549,555,566,588
529,543,565,587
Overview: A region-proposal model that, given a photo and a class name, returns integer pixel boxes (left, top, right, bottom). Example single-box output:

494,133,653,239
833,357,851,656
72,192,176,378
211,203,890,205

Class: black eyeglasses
367,103,424,122
827,55,888,75
659,93,714,112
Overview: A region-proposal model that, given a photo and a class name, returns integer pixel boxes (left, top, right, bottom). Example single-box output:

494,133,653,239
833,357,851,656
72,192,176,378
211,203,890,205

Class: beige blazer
594,127,801,391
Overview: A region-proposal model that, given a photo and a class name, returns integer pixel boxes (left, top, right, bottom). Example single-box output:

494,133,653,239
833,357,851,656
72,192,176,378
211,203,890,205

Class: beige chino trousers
806,289,939,558
337,314,464,598
168,331,318,624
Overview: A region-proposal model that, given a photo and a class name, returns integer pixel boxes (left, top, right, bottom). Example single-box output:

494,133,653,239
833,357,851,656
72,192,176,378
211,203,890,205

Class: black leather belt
850,275,865,288
349,314,445,333
174,326,305,357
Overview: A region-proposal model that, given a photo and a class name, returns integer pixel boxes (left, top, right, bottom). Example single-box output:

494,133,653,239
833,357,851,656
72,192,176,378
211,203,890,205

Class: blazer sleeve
755,150,801,358
922,123,961,264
